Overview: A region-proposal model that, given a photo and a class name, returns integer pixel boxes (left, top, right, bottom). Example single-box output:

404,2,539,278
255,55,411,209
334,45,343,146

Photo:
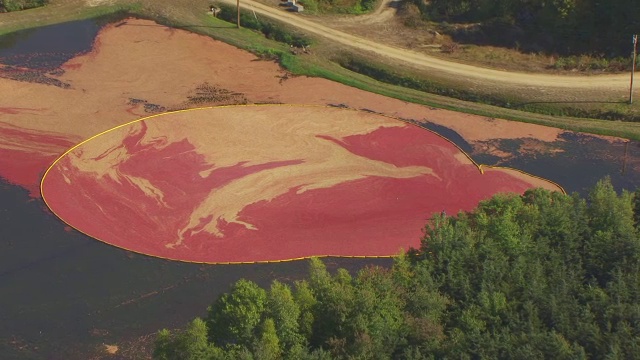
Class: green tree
293,280,317,341
586,178,639,285
153,318,223,360
349,266,406,358
266,281,305,357
154,329,175,360
207,279,267,348
307,258,356,351
157,180,640,360
253,318,282,360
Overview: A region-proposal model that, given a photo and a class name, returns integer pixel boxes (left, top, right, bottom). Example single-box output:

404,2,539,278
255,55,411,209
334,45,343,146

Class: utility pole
630,34,637,104
237,0,241,28
622,140,629,176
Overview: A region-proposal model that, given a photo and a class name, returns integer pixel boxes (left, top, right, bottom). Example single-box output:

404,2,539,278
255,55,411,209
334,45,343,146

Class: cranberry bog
1,17,639,359
40,105,561,264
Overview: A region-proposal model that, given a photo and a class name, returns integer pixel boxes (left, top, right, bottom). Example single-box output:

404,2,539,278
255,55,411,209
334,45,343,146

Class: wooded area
408,0,640,57
153,178,640,359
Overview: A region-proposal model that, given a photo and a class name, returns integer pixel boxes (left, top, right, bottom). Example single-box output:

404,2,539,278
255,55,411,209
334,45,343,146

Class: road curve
219,0,628,90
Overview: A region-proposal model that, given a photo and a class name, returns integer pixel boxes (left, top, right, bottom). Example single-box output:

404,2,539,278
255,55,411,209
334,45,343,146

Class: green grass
0,2,141,36
302,0,379,14
177,14,293,56
3,1,640,140
306,64,640,140
279,54,640,139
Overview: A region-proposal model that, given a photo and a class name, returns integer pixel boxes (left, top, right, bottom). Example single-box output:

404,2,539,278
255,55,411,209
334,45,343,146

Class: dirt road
219,0,628,90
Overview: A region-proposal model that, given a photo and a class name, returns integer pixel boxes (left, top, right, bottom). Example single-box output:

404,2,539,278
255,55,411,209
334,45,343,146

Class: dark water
0,20,102,70
0,178,390,359
418,121,640,195
471,131,640,195
421,121,474,154
2,17,640,360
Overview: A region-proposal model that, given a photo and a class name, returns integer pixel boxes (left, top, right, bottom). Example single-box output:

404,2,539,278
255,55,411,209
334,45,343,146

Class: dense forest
405,0,640,57
153,178,640,359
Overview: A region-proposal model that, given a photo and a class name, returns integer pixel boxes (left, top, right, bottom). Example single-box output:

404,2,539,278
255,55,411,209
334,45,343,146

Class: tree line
154,178,640,359
409,0,640,57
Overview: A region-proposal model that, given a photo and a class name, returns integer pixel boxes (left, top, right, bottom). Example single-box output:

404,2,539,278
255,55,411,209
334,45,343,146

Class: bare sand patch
104,344,118,354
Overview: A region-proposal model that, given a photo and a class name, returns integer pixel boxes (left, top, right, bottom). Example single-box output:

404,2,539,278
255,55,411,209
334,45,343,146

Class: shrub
552,54,634,72
298,0,318,13
216,4,310,47
1,0,47,12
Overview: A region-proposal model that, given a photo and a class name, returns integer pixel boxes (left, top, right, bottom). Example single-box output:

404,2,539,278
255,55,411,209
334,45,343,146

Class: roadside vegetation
0,0,47,12
405,0,640,73
153,178,640,359
216,4,310,47
296,0,378,14
335,53,640,122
